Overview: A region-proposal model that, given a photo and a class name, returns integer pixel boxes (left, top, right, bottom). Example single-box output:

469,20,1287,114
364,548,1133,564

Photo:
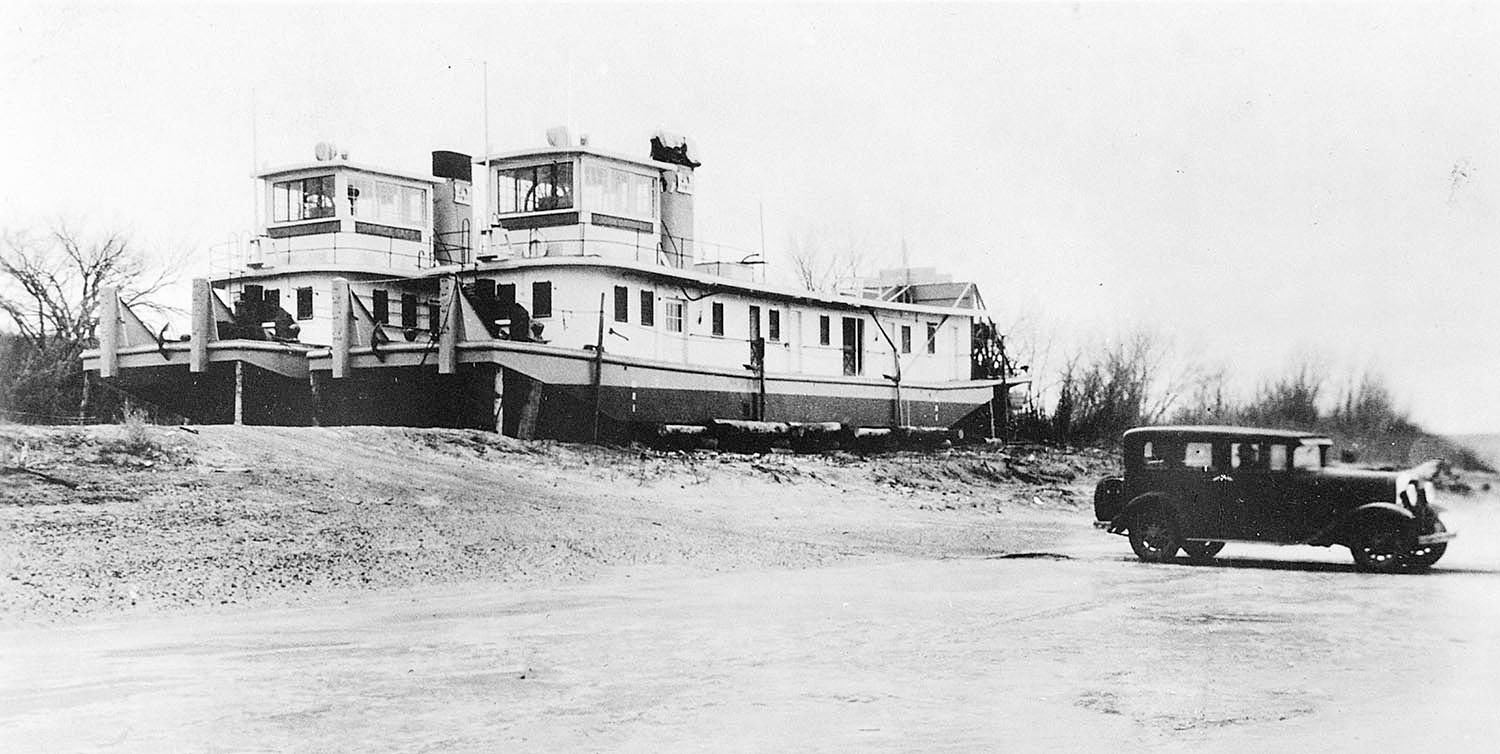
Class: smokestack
651,131,699,268
431,150,474,264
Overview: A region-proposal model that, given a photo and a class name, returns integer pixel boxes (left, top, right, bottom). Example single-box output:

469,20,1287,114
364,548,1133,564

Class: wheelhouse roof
1123,425,1332,442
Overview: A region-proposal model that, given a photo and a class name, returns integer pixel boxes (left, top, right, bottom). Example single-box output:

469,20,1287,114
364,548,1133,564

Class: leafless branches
0,221,179,353
784,224,881,293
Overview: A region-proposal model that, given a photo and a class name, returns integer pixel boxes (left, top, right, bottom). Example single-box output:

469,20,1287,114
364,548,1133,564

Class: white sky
3,2,1496,432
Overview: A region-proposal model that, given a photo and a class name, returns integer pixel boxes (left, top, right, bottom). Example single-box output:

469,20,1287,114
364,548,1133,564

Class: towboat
82,130,1027,442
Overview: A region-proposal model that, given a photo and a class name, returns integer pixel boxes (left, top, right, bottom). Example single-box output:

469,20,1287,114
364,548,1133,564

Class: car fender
1109,492,1178,535
1309,502,1415,546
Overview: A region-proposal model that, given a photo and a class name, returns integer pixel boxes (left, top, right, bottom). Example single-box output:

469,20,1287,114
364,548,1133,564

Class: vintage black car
1093,426,1455,572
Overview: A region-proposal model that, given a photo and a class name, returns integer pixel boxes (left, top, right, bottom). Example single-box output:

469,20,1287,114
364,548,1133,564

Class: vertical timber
330,278,350,379
190,279,211,373
438,276,458,375
233,361,244,425
98,287,120,378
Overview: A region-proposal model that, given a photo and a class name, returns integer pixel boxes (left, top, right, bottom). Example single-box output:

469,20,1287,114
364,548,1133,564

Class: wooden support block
330,278,350,379
189,279,211,373
98,287,120,378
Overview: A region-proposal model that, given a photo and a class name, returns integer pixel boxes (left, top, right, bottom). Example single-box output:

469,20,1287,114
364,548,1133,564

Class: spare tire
1094,477,1125,522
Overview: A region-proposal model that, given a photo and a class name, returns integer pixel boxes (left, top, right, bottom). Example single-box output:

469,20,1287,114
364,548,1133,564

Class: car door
1176,440,1232,538
1222,440,1287,541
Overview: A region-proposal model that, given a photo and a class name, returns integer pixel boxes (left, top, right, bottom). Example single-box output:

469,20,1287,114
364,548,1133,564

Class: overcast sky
3,3,1496,432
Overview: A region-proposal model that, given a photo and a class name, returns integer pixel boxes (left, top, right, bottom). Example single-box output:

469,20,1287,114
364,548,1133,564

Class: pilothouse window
583,164,657,219
348,178,427,226
272,176,335,222
498,163,574,214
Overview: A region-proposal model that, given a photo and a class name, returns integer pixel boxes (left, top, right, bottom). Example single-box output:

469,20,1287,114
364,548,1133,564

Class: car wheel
1349,525,1408,573
1128,508,1181,563
1401,518,1448,570
1182,541,1226,563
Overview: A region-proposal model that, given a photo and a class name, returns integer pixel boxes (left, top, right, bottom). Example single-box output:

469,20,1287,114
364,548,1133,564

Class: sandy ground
2,425,1498,752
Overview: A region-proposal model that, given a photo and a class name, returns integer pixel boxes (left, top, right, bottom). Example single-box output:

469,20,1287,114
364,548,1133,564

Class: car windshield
1292,440,1329,470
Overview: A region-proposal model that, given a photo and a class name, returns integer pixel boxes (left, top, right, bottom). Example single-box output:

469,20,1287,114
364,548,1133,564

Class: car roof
1122,425,1332,442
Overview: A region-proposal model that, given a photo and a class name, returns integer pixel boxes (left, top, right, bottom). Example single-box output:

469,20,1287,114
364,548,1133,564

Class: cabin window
841,317,864,375
640,290,655,327
428,304,440,334
613,286,629,323
532,281,552,318
901,325,912,354
665,299,685,333
272,175,335,222
748,306,761,341
926,322,938,354
711,302,725,336
768,310,781,342
348,178,427,226
498,163,574,214
819,315,831,346
296,287,313,320
583,164,657,219
372,289,389,324
400,293,418,329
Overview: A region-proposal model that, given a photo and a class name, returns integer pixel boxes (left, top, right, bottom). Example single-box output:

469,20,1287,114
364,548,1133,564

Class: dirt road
2,426,1497,751
4,492,1498,752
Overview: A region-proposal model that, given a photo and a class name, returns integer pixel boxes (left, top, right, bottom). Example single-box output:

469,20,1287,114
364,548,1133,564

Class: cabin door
841,317,864,376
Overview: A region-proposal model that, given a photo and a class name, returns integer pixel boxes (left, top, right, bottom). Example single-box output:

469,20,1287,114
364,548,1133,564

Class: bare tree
0,221,181,421
1050,328,1183,444
783,223,884,293
0,222,177,352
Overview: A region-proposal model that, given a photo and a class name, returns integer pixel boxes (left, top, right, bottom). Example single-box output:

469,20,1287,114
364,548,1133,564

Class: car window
1142,441,1169,467
1183,442,1214,470
1232,442,1264,470
1268,444,1288,471
1292,443,1322,470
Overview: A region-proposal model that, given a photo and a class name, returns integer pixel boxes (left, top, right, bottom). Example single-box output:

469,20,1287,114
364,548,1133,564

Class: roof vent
314,142,347,161
545,126,573,148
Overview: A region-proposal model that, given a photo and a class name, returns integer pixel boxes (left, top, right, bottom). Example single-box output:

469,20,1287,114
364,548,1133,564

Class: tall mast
482,61,491,259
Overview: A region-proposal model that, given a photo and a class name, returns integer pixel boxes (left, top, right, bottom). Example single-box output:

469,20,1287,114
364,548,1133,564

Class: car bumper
1417,530,1457,545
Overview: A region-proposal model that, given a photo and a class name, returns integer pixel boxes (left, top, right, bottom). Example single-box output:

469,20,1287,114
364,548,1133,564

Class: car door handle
1212,474,1234,483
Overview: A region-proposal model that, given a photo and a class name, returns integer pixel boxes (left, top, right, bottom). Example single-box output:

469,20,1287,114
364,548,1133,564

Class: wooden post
98,287,120,378
330,277,350,379
233,360,245,425
190,279,211,373
78,371,92,424
492,366,505,433
438,276,458,375
591,291,606,443
308,372,321,427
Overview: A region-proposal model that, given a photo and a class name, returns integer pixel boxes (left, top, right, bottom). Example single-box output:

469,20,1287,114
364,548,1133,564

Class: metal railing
208,226,767,283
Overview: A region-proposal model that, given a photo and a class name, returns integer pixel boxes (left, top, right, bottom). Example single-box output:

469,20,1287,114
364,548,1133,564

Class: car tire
1401,518,1448,570
1182,541,1226,563
1349,524,1408,573
1128,507,1181,563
